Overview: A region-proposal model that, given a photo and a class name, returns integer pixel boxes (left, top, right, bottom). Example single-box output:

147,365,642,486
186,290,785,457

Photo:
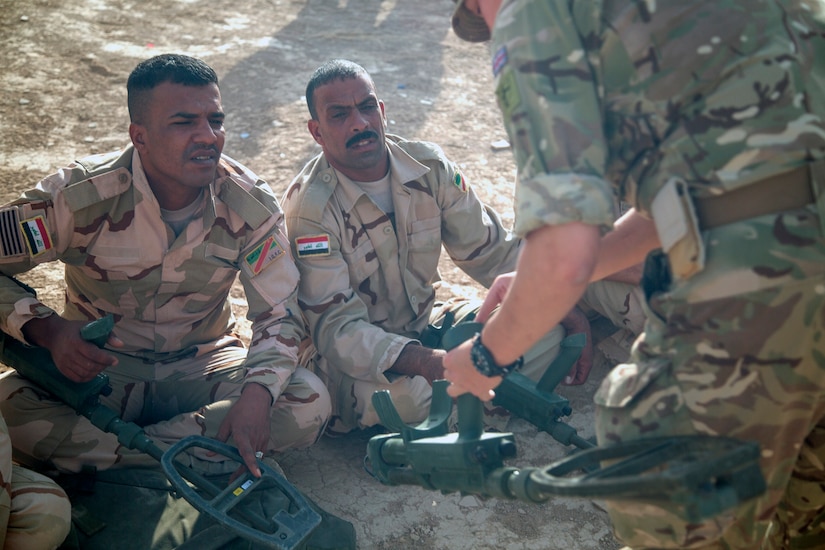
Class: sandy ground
0,1,625,548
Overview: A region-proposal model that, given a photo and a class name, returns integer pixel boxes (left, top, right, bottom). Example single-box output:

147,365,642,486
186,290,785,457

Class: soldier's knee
295,366,332,420
7,465,72,549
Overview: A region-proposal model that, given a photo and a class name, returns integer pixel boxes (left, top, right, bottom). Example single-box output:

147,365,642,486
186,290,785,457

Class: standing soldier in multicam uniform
444,1,825,549
0,53,331,479
282,59,645,435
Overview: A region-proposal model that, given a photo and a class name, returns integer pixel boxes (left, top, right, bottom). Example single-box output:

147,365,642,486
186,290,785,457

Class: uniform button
383,226,392,234
322,174,331,182
411,296,417,304
119,173,128,184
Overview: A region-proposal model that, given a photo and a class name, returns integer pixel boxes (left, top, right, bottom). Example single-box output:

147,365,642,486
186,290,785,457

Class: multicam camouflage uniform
0,413,71,549
490,0,825,548
0,147,331,474
283,135,643,433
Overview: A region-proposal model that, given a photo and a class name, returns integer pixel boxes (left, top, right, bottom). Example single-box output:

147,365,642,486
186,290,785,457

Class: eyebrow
170,111,225,120
327,96,378,112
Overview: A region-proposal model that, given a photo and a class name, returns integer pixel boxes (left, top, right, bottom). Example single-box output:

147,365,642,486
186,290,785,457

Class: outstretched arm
444,222,600,400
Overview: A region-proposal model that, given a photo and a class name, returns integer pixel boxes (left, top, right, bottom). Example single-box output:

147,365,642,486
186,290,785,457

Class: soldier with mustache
282,59,644,435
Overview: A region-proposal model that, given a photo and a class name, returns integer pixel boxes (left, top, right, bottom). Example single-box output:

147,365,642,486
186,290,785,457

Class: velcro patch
0,207,26,257
20,215,53,257
244,235,284,276
295,234,330,258
492,45,508,77
496,68,521,119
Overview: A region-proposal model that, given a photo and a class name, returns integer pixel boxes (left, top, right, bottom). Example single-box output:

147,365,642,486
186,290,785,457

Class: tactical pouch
650,177,705,281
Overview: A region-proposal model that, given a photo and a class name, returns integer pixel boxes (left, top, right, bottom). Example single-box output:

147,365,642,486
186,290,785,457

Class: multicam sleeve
491,0,616,237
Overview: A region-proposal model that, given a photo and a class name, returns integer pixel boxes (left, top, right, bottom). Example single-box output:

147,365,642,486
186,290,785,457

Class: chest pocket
407,215,441,282
342,237,380,289
85,244,142,276
408,215,441,250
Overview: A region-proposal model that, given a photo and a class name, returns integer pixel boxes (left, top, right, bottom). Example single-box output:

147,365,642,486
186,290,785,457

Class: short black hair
127,54,219,123
305,59,374,120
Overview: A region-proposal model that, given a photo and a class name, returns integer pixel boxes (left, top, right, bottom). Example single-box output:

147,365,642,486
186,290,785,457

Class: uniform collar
325,138,430,211
131,148,217,217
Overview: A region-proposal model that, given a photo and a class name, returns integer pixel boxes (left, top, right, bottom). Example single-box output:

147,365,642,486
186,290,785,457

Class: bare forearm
605,263,644,285
388,343,445,383
592,208,659,282
482,223,600,366
22,313,63,349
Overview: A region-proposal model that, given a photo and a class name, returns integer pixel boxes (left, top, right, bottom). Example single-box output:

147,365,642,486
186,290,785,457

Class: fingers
239,447,262,478
444,369,500,401
107,334,125,349
234,430,264,478
446,382,496,401
61,354,112,382
563,359,592,386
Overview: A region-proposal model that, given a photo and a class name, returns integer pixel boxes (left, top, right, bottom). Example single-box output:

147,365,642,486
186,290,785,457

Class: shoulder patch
453,172,468,193
492,45,508,77
20,215,53,257
295,234,330,258
244,235,285,276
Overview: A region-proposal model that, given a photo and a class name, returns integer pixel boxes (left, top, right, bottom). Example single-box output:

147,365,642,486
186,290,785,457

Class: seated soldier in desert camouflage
282,59,644,434
0,412,71,549
0,53,331,478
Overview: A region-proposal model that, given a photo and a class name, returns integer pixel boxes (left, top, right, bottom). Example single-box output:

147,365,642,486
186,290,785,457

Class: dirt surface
0,1,622,548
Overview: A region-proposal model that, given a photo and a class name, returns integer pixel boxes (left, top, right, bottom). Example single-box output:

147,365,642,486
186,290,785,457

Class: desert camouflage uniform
283,135,642,433
0,413,71,549
490,0,825,548
0,147,331,475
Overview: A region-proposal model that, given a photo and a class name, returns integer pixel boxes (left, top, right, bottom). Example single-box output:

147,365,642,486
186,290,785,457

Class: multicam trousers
595,203,825,549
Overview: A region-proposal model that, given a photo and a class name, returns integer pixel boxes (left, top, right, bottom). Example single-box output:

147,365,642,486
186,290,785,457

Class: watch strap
469,332,523,377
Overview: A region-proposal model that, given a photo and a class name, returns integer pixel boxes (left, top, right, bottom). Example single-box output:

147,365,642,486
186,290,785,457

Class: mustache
346,131,378,148
187,145,220,157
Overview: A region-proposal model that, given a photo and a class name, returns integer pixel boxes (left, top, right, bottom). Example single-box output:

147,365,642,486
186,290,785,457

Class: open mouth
190,150,219,165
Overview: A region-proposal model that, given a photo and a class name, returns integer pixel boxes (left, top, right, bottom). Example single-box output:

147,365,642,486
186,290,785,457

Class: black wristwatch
470,332,523,377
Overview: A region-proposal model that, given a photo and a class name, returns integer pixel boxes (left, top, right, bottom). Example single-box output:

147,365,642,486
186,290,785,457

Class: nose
351,110,370,132
194,118,220,144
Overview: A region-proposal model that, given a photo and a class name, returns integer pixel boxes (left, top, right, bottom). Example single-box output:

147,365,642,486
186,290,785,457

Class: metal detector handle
80,314,115,348
0,314,114,415
161,436,321,550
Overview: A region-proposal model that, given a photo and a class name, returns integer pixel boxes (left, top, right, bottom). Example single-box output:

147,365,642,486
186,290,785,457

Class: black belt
694,165,814,230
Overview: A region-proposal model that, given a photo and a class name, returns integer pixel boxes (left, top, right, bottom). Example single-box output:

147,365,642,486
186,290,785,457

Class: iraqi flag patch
245,235,285,276
20,216,53,257
295,234,330,258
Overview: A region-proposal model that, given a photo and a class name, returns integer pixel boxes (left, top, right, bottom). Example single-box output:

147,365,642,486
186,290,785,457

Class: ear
129,123,147,153
307,119,324,146
379,100,387,128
